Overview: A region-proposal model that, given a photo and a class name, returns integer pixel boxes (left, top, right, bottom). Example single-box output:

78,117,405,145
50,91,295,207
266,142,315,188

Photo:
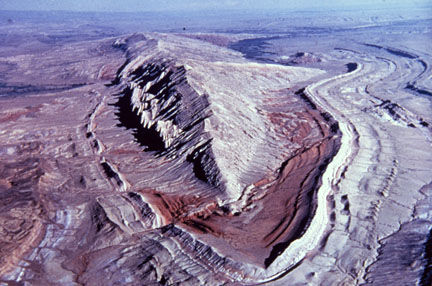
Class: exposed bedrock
113,61,222,189
0,31,431,286
0,33,343,285
277,46,432,286
108,35,340,273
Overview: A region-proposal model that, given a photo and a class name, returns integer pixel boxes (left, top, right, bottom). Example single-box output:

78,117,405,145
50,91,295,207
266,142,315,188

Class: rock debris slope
0,32,431,286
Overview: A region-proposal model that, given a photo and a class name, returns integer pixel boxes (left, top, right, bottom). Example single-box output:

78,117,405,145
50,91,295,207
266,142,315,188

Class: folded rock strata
0,31,431,286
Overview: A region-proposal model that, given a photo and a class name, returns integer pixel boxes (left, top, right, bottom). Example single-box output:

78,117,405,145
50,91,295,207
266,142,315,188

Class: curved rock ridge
113,34,333,200
0,32,343,285
262,42,432,285
1,27,431,286
108,35,341,274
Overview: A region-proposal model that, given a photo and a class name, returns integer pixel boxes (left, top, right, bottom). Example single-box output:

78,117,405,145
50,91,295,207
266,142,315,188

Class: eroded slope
0,33,341,285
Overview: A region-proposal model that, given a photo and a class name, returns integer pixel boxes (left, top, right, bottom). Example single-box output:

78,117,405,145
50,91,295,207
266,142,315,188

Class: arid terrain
0,6,431,286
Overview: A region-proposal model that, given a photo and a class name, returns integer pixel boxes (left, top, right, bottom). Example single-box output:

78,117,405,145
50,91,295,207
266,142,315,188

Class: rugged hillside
1,30,431,286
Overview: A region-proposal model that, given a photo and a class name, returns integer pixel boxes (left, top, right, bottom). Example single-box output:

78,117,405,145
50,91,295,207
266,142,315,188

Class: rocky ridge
0,31,431,286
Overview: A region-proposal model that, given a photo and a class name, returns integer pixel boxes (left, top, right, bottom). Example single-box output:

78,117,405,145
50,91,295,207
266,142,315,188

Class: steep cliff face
115,61,224,190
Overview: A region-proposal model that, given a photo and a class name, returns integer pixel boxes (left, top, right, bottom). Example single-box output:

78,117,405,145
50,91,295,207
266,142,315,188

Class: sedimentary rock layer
0,33,340,285
0,29,431,286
